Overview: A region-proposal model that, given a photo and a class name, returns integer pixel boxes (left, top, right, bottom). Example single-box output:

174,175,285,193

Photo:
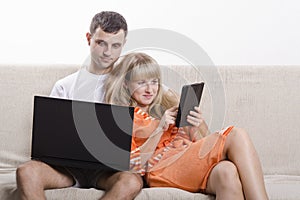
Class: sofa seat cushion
265,175,300,200
0,170,18,200
45,187,214,200
1,170,300,199
0,169,213,200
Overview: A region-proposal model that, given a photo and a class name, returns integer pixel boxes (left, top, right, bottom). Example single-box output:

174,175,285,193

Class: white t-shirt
50,67,170,103
50,68,109,103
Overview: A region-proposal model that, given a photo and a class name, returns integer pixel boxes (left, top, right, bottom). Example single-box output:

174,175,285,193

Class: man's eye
112,44,121,49
97,41,106,46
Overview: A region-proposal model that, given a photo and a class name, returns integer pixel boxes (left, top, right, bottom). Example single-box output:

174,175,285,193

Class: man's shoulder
55,71,80,86
50,70,80,98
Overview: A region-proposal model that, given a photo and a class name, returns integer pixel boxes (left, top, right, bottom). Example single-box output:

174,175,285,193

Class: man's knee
17,161,42,184
117,172,143,191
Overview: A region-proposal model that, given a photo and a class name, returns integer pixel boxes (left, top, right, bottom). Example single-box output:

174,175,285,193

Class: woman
105,52,268,199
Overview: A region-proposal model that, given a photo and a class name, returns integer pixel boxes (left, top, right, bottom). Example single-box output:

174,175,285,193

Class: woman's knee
229,127,250,140
211,161,242,192
225,127,252,151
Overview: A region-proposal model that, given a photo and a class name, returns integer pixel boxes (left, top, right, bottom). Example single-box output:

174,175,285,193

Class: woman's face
126,78,159,111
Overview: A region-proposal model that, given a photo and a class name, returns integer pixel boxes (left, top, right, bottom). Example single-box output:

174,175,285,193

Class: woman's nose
145,83,151,92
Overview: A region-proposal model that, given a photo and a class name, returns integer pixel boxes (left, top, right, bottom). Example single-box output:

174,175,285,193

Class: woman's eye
151,80,158,84
137,81,145,85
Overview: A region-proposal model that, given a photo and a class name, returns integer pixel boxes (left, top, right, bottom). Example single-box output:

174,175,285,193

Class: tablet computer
175,82,205,127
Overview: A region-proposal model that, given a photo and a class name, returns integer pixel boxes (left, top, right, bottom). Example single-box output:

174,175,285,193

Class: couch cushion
45,187,213,200
1,170,299,200
0,169,18,200
265,175,300,200
0,170,213,200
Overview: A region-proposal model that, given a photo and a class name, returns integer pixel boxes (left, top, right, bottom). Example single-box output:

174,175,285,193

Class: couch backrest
0,65,79,169
161,65,300,176
0,64,299,176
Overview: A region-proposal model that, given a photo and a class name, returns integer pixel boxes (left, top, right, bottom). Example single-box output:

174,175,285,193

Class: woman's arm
138,126,164,167
136,106,178,167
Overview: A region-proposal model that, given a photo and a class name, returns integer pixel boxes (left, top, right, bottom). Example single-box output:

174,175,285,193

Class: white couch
0,64,300,199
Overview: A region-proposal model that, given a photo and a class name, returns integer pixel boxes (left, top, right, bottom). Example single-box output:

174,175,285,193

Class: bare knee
228,127,250,141
224,127,253,154
216,161,242,189
99,172,143,200
116,172,143,192
17,160,73,188
17,161,43,185
16,160,47,199
208,161,243,195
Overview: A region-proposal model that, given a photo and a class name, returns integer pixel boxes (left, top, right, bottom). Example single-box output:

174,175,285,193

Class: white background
0,0,299,65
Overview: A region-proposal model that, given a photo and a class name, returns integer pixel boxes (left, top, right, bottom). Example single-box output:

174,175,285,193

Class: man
16,11,143,200
17,11,244,200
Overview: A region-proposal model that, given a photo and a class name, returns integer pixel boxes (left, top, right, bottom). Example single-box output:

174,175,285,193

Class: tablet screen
175,82,204,127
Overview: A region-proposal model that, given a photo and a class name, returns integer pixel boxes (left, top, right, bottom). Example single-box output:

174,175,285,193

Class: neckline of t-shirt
81,68,109,79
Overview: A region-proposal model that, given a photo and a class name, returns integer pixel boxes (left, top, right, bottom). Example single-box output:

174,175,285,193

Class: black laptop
31,96,134,171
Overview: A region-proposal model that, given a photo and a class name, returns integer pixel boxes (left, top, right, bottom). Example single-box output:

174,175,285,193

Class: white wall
0,0,299,65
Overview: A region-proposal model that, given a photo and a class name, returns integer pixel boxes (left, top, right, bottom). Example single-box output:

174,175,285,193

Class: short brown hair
90,11,128,37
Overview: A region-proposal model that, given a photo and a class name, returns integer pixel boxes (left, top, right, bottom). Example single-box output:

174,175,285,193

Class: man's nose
103,45,112,56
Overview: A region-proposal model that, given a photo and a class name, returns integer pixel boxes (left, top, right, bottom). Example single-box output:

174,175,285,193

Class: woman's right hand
159,106,178,131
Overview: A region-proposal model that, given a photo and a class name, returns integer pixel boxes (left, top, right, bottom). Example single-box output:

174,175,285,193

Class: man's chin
96,61,114,69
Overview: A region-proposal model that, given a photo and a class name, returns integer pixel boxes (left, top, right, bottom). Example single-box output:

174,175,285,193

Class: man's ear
86,32,91,45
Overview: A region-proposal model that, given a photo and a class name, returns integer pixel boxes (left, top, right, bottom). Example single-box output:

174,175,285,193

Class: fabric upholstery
0,64,299,199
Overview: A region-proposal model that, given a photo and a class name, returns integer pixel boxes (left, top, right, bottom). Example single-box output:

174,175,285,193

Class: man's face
87,27,126,73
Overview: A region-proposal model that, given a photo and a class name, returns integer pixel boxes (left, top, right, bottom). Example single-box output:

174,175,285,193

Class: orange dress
130,107,233,192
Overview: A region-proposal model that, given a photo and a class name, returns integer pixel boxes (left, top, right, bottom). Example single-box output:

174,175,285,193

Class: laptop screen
31,96,134,171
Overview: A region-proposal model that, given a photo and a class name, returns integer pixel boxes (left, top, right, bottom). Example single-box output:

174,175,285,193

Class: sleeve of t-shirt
50,81,65,98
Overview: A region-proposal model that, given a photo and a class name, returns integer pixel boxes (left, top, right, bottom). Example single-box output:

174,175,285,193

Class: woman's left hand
186,106,204,128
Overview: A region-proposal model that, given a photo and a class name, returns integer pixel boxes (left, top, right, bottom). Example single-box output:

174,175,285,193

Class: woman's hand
159,106,178,131
186,106,210,139
187,106,204,128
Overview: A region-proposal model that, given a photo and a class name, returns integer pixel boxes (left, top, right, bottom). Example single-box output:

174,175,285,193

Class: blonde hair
105,52,178,118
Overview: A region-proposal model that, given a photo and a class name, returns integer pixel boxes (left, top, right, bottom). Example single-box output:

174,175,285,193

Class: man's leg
206,161,244,200
16,160,74,200
96,171,143,200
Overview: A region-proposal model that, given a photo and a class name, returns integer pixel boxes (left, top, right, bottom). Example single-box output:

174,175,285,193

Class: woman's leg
222,127,268,200
206,161,244,200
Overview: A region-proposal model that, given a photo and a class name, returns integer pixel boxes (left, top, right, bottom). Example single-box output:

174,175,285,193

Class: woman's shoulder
134,107,156,121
